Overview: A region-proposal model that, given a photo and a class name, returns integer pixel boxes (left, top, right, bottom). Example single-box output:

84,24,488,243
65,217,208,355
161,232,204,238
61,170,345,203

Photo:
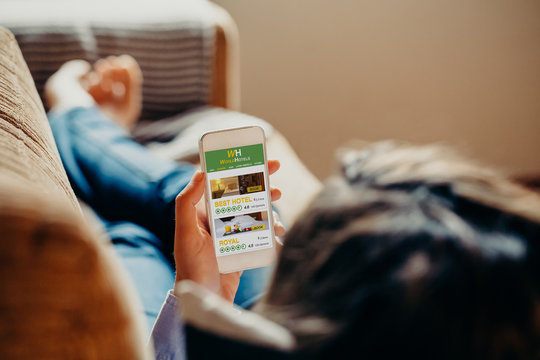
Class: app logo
227,149,242,158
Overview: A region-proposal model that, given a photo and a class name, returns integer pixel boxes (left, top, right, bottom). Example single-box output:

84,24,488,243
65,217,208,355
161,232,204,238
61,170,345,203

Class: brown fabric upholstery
0,27,79,211
0,175,151,359
0,27,151,359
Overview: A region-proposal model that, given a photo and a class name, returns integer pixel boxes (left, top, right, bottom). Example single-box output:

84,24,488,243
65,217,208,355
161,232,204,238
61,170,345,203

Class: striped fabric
1,0,216,121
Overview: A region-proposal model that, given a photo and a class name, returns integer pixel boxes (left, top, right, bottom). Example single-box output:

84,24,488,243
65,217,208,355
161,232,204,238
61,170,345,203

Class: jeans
48,106,271,332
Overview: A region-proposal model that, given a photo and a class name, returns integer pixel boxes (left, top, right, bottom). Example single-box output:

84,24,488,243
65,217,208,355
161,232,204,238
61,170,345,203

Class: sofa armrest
209,2,241,111
0,26,80,211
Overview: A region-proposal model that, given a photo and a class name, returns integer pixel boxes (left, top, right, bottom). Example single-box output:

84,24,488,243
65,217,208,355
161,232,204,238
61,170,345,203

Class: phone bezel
199,126,276,273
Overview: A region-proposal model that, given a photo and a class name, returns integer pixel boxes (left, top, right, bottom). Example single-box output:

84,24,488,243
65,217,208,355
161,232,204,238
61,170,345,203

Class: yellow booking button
247,185,262,193
252,224,266,231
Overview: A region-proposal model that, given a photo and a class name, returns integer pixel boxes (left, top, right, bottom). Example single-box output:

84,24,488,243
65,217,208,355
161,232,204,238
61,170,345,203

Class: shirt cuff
150,290,185,360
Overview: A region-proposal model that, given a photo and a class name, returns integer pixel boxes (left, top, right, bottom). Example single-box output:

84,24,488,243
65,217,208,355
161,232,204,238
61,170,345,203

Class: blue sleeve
149,291,186,360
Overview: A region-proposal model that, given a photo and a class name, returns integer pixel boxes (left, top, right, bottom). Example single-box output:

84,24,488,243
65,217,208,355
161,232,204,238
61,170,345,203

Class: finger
275,235,284,249
195,198,210,231
175,171,206,231
177,171,205,207
274,233,284,255
274,221,286,237
272,210,286,237
270,187,282,202
268,160,280,175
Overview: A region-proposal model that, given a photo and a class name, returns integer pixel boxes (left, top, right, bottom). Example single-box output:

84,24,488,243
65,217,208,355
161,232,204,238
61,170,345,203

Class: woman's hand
174,160,284,303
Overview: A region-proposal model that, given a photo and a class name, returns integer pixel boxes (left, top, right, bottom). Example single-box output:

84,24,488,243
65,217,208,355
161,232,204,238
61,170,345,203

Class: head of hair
258,141,540,360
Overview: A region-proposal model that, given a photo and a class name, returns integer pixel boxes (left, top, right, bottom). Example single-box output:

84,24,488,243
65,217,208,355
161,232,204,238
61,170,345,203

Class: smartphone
199,126,276,273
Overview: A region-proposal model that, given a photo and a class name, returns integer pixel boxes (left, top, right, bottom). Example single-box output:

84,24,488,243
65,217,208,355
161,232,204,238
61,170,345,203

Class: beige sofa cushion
0,175,151,359
0,26,79,211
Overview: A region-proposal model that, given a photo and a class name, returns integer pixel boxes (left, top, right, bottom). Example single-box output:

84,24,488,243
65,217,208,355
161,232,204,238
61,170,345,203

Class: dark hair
258,142,540,360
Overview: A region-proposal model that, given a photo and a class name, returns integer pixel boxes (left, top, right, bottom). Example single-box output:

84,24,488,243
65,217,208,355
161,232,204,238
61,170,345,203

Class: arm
173,160,284,302
150,161,284,357
150,291,186,360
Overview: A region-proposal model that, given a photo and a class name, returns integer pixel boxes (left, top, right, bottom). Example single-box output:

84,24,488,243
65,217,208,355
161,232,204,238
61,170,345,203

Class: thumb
175,171,206,232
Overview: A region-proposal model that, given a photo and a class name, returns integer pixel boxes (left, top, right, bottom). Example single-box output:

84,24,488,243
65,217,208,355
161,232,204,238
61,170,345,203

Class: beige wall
213,0,540,179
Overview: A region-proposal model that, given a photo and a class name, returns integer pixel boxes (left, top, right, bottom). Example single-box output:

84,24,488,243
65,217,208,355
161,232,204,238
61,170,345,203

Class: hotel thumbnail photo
214,211,269,238
210,172,265,199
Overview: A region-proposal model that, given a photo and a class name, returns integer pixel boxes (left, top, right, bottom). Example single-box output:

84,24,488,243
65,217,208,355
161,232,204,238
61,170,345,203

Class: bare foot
83,55,143,130
44,56,143,131
44,60,95,113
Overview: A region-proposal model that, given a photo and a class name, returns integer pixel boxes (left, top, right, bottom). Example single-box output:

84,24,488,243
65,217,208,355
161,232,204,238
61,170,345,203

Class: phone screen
205,143,274,257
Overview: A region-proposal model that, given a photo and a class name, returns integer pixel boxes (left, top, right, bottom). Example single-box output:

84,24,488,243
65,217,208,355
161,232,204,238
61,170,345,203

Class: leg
46,58,194,248
49,106,194,249
234,266,273,308
106,221,175,333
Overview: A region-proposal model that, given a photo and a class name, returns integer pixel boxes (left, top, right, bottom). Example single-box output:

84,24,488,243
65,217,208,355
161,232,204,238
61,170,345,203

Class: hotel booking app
205,144,273,257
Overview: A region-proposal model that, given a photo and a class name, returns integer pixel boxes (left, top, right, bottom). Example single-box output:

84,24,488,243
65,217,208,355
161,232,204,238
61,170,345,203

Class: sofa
0,0,321,226
0,4,318,357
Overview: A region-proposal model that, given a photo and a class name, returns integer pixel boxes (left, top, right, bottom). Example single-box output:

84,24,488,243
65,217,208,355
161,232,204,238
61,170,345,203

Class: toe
94,58,113,76
118,54,143,83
